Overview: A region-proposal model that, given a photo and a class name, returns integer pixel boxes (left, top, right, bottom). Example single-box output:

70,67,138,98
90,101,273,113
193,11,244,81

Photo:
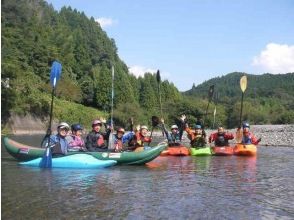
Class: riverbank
153,124,294,147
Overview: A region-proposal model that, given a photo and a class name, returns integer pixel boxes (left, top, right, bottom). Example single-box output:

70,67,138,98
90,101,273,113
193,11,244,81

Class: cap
171,125,178,129
92,120,102,126
58,122,70,130
140,125,148,130
117,127,125,133
194,124,202,129
71,124,83,131
242,122,250,128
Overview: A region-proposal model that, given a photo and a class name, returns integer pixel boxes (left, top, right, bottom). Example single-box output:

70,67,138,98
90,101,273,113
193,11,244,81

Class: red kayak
234,144,257,156
212,146,234,156
160,145,190,156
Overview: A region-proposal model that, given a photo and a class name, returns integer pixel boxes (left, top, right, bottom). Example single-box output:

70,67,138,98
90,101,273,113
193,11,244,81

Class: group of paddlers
45,115,261,156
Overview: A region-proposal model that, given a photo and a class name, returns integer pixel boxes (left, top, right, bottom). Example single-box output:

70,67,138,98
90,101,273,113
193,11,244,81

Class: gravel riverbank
153,124,294,147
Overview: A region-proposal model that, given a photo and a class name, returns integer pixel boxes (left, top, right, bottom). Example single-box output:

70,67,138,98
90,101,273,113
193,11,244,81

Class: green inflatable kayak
3,137,166,165
189,146,212,156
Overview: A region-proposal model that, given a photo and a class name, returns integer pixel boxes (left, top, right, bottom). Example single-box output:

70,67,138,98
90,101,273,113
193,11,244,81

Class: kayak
160,145,190,156
3,137,166,165
190,146,212,156
212,146,234,156
234,143,257,156
20,154,117,169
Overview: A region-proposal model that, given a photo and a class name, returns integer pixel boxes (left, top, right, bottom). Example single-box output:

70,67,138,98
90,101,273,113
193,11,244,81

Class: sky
46,0,294,91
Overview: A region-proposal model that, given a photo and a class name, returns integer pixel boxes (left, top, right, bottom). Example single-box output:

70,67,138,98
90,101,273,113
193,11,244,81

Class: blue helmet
71,124,83,131
194,124,202,129
242,122,250,128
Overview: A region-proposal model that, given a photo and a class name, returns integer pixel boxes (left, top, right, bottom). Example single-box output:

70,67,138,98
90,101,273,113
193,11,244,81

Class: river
2,135,294,219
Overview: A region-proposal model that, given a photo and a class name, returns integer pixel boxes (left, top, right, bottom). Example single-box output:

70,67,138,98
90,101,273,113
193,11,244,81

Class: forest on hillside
1,0,294,131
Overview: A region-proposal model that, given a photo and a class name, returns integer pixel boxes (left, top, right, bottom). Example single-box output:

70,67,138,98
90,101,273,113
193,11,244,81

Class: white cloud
95,17,116,28
129,65,157,78
252,43,294,73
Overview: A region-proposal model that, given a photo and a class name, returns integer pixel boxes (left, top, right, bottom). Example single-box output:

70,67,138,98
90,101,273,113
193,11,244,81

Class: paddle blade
151,116,160,127
156,70,161,83
108,132,115,150
208,85,215,101
240,75,247,93
39,147,52,168
50,61,62,88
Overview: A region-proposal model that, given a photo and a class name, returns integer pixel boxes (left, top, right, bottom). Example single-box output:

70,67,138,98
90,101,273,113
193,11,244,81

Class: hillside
184,72,294,102
183,72,294,127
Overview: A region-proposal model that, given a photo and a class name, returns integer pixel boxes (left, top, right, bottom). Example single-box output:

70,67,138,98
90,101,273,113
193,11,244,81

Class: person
237,122,261,145
127,125,152,151
161,118,183,147
182,115,207,148
43,122,70,156
67,123,87,151
112,127,135,152
86,119,111,152
209,125,234,146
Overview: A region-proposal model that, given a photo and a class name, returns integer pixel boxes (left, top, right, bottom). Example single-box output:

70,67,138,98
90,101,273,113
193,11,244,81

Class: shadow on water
2,135,294,219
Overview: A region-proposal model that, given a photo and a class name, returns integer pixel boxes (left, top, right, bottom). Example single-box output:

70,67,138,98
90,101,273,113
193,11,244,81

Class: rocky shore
153,124,294,147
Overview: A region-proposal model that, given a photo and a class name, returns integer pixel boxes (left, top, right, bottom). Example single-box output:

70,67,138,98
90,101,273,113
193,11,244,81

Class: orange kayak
234,144,257,156
212,146,234,156
160,145,190,156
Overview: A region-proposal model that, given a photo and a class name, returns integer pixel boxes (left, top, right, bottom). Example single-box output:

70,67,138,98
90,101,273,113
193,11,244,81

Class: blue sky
46,0,294,91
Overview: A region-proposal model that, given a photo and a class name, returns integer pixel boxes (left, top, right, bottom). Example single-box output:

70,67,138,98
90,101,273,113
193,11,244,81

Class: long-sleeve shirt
49,134,69,155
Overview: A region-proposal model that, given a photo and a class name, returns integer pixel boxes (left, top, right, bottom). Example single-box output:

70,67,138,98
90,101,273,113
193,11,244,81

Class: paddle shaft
239,92,244,126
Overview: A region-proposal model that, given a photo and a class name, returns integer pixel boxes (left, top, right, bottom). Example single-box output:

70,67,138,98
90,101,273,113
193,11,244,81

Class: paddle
203,85,215,128
236,75,247,143
156,70,163,118
39,61,62,168
108,65,115,150
148,116,160,146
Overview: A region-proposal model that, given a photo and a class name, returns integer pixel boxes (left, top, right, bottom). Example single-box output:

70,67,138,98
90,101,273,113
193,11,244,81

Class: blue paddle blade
39,147,52,168
50,61,62,88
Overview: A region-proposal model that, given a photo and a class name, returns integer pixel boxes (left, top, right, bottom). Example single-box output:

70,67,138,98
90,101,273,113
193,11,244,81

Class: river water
2,135,294,219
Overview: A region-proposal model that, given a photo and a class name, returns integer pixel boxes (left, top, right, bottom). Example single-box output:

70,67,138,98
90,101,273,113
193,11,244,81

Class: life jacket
129,132,149,148
168,133,181,146
242,134,252,144
190,134,206,148
114,135,123,152
96,133,105,147
215,133,228,146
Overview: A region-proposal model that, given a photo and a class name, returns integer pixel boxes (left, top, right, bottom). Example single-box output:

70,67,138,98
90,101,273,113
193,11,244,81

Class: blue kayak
20,154,117,169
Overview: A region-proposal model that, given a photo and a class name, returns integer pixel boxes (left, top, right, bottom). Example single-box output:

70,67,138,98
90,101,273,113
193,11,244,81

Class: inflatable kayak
212,146,234,156
234,143,257,156
160,145,190,156
3,137,166,165
190,146,212,156
20,154,117,168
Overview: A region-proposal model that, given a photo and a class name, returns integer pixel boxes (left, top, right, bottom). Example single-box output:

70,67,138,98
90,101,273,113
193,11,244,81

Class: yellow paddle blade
240,75,247,93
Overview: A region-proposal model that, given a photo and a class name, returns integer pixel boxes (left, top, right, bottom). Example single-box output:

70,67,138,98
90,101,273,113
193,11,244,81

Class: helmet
171,125,178,130
140,125,148,130
57,122,70,130
71,124,83,131
92,120,102,126
117,127,125,134
194,124,202,129
242,122,250,128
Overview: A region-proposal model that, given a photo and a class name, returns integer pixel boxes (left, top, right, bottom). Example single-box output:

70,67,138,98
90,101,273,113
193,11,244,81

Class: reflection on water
2,135,294,219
